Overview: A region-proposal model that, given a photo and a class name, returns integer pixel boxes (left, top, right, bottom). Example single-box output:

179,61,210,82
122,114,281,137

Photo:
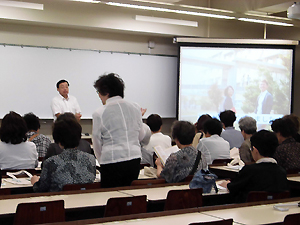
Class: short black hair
171,121,195,145
146,114,162,132
0,111,27,144
23,112,40,131
271,118,297,138
94,73,124,98
250,130,278,157
56,79,69,88
196,114,212,132
52,114,82,149
203,118,223,136
219,110,236,127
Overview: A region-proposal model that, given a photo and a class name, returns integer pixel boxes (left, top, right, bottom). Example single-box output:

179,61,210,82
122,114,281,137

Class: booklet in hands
154,145,179,166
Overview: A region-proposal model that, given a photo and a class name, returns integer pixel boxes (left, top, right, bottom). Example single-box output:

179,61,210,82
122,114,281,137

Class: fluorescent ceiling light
238,18,293,27
245,12,292,21
70,0,101,3
106,2,235,19
0,0,43,10
135,15,198,27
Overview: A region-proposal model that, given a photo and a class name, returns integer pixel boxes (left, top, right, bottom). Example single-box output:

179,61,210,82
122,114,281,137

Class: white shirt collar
106,96,123,104
256,157,277,164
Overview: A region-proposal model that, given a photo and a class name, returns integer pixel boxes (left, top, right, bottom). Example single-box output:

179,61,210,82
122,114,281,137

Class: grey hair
238,116,257,134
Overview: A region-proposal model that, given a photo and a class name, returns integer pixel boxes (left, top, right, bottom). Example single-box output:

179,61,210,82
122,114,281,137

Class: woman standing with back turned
92,73,147,188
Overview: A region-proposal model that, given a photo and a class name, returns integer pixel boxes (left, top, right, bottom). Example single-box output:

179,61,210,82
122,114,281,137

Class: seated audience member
0,111,38,170
219,110,244,149
220,130,289,203
156,121,207,183
144,114,172,153
192,114,212,148
23,112,51,158
238,116,257,163
43,113,93,163
197,118,230,165
140,123,155,166
31,115,96,192
271,118,300,171
283,114,300,143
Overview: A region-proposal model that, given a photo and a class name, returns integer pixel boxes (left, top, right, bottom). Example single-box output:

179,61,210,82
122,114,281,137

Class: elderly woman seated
0,111,38,170
31,114,96,192
238,116,257,163
155,120,208,183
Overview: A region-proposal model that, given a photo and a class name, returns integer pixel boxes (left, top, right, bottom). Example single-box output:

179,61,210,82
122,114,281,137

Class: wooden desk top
0,190,130,215
202,200,300,225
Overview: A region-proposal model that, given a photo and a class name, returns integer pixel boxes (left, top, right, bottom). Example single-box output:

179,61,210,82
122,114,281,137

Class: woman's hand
31,175,40,185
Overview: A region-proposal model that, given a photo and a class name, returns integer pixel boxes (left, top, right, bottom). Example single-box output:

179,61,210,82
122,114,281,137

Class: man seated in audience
271,118,300,171
156,121,207,183
220,130,289,203
31,114,96,192
197,118,230,165
219,110,244,149
23,112,51,158
43,113,93,165
0,111,38,170
238,116,257,163
144,114,172,153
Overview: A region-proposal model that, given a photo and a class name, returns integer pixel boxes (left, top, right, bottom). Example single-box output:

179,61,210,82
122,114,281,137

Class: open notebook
154,145,180,166
4,170,33,185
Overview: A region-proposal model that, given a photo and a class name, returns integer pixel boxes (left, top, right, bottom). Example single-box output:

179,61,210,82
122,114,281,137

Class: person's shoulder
24,140,36,148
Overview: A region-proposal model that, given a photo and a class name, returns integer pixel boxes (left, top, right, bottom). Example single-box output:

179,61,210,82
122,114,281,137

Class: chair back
284,213,300,225
164,188,203,211
104,195,147,217
247,191,290,202
131,179,165,186
13,200,65,225
0,188,11,195
62,182,101,191
189,219,233,225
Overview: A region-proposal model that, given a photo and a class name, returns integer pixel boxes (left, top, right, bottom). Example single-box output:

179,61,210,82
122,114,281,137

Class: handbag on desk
189,169,218,193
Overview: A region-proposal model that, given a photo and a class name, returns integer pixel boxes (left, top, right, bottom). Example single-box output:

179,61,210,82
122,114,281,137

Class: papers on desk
225,165,243,171
4,170,33,185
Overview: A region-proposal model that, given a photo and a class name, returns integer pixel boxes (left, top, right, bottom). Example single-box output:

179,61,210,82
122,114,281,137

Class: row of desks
47,197,300,225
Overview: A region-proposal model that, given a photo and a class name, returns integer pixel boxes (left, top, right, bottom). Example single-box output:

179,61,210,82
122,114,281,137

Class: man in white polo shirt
51,79,82,121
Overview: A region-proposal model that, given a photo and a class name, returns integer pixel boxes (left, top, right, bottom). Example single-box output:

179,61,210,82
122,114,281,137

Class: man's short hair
238,116,257,135
196,114,212,132
219,110,236,127
146,114,162,132
250,130,278,157
283,114,300,131
23,112,40,131
271,118,297,138
171,121,195,145
52,113,82,149
56,79,69,88
203,118,223,136
0,111,27,144
94,73,124,98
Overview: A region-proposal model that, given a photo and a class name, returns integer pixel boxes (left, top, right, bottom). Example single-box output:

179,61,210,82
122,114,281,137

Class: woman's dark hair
94,73,125,98
52,113,82,149
0,111,27,144
250,130,278,157
171,121,195,145
203,118,223,136
224,86,234,97
146,114,162,132
271,118,297,138
196,114,212,132
23,112,40,131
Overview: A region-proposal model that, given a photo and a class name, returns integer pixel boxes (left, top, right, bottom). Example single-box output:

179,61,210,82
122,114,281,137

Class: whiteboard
0,45,177,119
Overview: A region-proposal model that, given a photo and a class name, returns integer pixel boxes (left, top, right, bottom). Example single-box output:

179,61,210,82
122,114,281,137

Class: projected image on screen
179,46,293,129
